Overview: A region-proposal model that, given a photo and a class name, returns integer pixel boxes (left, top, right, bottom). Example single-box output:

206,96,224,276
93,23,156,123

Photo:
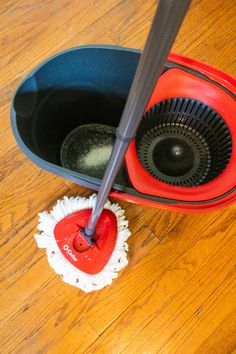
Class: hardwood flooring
0,0,236,353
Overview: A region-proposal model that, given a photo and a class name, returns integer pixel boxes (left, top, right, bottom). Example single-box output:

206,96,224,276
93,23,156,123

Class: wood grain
0,0,236,353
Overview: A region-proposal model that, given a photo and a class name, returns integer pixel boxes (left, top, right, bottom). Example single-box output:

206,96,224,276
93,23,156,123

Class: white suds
79,145,112,168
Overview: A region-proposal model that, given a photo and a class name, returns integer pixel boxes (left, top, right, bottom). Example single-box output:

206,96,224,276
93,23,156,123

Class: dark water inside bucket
18,88,129,184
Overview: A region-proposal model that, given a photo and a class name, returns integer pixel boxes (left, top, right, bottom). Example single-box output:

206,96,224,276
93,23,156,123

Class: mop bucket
11,45,236,212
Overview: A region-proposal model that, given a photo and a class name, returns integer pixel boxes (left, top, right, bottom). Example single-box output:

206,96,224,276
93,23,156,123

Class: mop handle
85,0,191,237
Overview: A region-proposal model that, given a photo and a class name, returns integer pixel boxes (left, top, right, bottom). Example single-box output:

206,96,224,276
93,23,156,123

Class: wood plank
0,204,158,353
0,185,88,293
1,0,236,353
194,310,236,354
0,163,69,234
44,210,224,352
172,0,236,73
0,130,25,182
47,318,99,354
85,210,236,353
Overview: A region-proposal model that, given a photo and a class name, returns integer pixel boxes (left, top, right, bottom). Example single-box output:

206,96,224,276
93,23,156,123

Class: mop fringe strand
34,194,131,292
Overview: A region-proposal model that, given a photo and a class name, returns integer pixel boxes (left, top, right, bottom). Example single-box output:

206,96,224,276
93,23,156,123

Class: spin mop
35,0,190,292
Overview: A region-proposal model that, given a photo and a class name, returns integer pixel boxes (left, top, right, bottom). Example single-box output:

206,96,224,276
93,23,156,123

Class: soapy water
79,145,113,169
61,124,116,179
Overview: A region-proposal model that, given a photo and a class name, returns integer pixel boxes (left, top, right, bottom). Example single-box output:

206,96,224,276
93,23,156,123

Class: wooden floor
1,0,236,353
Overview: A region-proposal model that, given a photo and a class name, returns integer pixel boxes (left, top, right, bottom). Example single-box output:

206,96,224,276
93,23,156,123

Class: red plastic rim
125,68,236,202
110,188,236,213
54,209,117,275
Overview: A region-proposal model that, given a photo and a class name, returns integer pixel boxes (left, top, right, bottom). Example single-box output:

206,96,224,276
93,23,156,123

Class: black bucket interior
13,47,141,188
22,87,124,164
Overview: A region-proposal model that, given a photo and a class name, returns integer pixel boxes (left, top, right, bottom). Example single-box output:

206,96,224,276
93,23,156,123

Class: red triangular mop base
35,194,131,292
54,209,118,275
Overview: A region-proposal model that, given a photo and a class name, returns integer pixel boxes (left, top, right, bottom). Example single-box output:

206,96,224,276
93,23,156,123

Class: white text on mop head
63,244,78,261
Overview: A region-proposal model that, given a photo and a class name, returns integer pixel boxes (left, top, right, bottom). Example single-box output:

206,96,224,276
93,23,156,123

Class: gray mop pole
85,0,191,237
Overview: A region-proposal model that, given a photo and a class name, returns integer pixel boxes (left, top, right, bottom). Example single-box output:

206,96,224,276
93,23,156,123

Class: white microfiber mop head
34,194,131,293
